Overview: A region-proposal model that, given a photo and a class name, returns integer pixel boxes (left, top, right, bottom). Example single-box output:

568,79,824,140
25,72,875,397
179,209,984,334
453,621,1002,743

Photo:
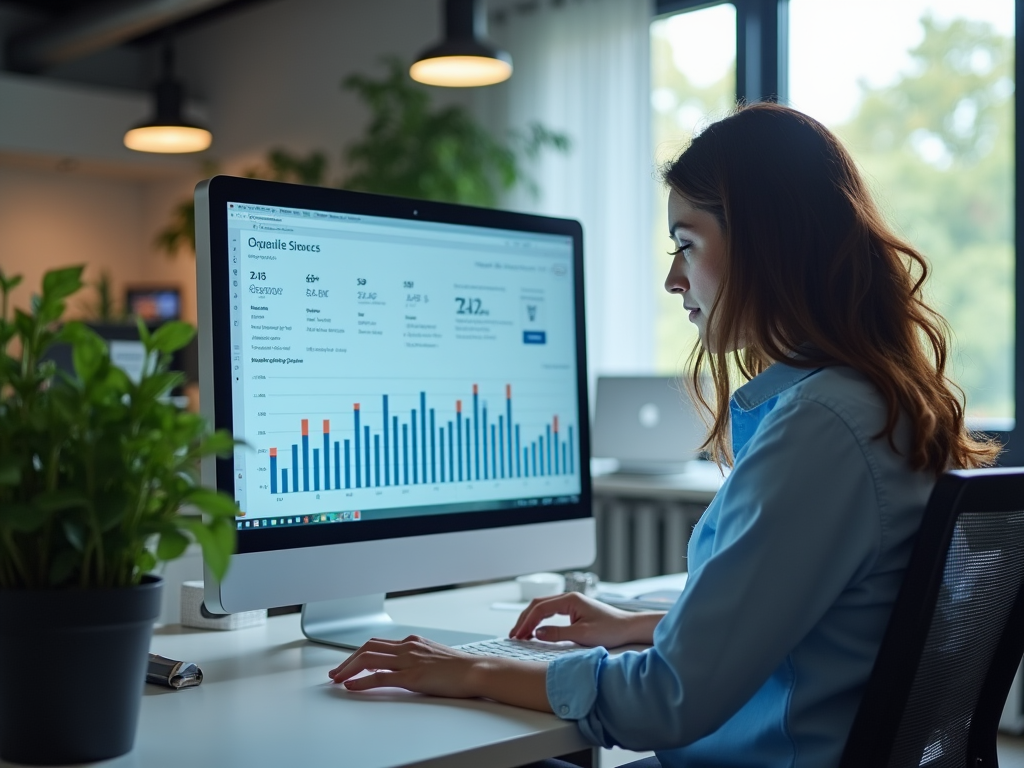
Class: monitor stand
301,594,493,649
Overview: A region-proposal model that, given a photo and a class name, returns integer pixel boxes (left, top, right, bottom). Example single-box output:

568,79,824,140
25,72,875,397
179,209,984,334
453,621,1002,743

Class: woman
328,103,998,767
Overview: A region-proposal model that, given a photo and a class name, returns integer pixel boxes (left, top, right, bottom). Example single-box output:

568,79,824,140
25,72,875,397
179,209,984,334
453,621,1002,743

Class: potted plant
0,266,239,765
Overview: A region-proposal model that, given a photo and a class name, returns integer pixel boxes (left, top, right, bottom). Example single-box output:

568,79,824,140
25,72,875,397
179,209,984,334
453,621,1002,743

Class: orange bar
553,415,559,433
353,402,360,411
270,447,277,458
456,399,462,413
301,419,309,436
473,383,478,395
323,419,330,433
506,384,511,399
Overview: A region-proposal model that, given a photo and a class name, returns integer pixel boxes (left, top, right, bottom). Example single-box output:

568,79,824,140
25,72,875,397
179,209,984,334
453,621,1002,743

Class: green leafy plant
155,59,570,256
0,266,239,589
80,270,128,324
340,58,569,205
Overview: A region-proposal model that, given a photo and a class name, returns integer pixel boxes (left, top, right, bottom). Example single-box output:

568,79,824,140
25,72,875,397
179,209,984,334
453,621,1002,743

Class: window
652,0,1017,439
790,0,1014,426
651,4,736,373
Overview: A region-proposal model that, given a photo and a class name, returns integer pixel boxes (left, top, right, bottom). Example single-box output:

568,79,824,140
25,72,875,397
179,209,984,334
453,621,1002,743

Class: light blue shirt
547,362,935,768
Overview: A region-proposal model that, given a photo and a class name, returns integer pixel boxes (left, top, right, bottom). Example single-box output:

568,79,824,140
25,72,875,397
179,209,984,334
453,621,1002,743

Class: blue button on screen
523,331,547,344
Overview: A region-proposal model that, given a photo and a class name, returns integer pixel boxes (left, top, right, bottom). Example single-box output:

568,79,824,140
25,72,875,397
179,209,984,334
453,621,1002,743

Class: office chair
839,467,1024,768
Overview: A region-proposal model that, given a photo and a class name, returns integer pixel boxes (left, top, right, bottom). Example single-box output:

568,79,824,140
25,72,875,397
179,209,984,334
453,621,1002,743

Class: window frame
654,0,1021,462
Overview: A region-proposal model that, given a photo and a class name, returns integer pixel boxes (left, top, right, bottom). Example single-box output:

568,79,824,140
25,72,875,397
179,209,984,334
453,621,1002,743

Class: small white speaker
180,581,267,631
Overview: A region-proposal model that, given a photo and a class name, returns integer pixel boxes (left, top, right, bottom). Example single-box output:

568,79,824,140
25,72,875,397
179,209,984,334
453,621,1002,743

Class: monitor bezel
196,175,592,556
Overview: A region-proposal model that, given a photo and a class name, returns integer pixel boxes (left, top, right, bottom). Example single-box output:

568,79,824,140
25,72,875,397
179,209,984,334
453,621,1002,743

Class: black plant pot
0,576,163,765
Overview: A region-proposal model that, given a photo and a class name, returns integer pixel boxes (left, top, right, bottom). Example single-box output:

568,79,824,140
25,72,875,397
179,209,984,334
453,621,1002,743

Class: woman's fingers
509,595,561,638
328,636,419,680
329,650,406,682
341,669,410,691
510,593,582,639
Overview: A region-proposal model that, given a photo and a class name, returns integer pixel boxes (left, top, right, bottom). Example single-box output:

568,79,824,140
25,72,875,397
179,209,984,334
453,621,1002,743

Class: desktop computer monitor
195,176,595,647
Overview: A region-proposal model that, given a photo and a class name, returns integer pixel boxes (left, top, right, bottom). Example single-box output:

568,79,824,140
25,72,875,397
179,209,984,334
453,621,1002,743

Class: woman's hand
329,635,483,697
328,635,553,711
509,592,663,648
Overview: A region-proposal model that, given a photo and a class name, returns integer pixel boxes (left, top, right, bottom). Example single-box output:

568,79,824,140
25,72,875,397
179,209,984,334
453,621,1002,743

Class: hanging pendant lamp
124,42,212,153
410,0,512,87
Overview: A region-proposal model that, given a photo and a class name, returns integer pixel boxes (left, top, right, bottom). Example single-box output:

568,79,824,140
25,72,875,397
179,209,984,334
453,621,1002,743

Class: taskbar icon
237,510,362,530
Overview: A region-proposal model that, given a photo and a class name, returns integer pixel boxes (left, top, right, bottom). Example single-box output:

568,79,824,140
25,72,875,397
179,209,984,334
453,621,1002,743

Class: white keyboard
457,637,584,662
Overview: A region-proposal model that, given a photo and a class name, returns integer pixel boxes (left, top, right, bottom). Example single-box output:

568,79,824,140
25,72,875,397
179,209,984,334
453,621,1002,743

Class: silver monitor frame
195,176,595,646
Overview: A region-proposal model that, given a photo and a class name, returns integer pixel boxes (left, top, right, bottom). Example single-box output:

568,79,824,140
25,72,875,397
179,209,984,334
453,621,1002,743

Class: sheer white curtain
477,0,656,381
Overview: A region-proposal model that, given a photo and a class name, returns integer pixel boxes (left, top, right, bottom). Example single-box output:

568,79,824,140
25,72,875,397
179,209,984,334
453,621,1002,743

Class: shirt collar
731,361,824,412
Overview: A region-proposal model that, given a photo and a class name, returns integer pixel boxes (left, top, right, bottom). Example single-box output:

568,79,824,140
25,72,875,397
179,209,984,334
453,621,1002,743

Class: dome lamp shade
410,0,512,87
124,45,211,154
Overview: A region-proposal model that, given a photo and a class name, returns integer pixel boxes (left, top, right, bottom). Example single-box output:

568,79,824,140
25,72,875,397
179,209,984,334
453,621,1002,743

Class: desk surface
38,582,589,768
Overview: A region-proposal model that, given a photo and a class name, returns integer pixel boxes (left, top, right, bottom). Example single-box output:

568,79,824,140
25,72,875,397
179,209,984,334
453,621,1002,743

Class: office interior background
0,0,1016,439
1,0,1022,762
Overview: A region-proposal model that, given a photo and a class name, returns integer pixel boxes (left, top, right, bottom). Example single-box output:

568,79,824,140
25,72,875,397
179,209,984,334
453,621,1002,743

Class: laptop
591,375,707,474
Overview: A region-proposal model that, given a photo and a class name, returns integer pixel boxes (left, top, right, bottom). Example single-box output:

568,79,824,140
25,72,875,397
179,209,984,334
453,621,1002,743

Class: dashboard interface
225,201,583,532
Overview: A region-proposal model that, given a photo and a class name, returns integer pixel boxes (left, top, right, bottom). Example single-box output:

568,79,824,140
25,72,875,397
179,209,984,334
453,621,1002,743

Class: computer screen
196,176,594,643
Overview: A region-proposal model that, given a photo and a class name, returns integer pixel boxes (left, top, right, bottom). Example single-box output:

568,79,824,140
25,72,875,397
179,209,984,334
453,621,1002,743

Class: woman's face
664,190,729,352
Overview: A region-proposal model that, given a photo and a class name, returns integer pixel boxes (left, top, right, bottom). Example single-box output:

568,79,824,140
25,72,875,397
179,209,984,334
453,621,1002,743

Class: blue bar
554,427,559,475
411,409,418,484
344,439,351,489
283,468,289,493
482,405,489,480
421,392,427,485
393,416,399,485
506,392,513,481
568,426,574,474
334,441,341,488
403,424,409,485
439,427,445,482
491,424,497,478
515,425,521,478
562,443,567,477
302,434,310,492
448,421,454,481
499,416,505,479
457,409,463,482
354,407,362,489
430,409,436,483
313,448,320,491
546,425,552,475
523,447,529,477
323,430,330,490
374,435,381,487
291,444,299,492
270,454,278,494
465,420,471,479
473,390,480,480
533,440,539,476
364,425,371,488
383,395,390,486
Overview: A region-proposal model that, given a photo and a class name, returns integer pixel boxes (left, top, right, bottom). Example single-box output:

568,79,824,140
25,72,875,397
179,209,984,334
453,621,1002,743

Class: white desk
58,582,591,768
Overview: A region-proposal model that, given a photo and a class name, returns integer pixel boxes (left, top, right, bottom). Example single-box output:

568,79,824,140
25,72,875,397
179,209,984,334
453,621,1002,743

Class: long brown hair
662,103,998,473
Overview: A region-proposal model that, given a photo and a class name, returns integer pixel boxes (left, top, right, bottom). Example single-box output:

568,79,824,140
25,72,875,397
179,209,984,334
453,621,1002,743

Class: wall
0,165,196,320
0,0,462,326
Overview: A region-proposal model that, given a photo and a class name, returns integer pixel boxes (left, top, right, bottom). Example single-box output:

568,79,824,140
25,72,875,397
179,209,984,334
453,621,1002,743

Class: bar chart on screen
230,217,582,521
265,383,576,500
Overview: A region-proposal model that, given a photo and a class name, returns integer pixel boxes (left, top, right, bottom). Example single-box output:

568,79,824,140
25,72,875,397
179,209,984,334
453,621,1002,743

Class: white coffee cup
516,572,565,601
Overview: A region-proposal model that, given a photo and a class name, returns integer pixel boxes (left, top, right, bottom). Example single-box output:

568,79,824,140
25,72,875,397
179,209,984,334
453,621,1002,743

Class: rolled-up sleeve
545,396,883,751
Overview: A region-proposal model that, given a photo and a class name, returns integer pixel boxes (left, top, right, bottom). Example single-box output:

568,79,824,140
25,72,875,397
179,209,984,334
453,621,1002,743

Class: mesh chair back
840,468,1024,768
